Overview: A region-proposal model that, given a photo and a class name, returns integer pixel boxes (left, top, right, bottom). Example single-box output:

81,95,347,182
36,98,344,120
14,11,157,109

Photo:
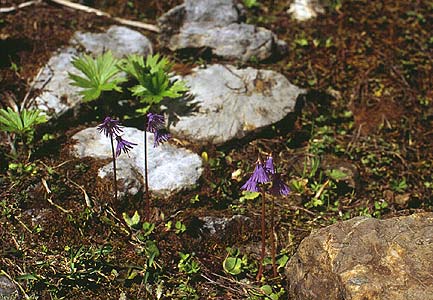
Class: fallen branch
0,0,40,13
48,0,160,33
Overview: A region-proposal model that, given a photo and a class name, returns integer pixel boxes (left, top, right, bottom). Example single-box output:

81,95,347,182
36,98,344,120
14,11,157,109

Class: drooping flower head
97,117,123,138
265,156,275,175
115,135,137,157
241,176,259,192
146,113,165,133
250,159,270,184
270,173,290,196
241,158,270,192
153,129,171,147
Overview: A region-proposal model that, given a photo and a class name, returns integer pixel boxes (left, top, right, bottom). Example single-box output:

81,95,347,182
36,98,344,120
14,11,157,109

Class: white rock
72,25,153,58
169,64,304,144
32,47,82,117
71,127,203,197
158,0,286,61
287,0,325,21
31,26,153,119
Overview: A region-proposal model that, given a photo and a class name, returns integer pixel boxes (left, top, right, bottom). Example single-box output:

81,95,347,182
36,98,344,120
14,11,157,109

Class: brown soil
0,0,432,299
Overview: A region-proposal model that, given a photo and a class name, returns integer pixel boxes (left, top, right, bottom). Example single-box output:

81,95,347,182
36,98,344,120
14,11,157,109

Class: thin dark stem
256,187,266,281
110,134,118,203
144,129,150,221
270,197,277,278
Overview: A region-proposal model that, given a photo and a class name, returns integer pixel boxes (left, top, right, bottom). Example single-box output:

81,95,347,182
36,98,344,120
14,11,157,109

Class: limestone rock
31,26,152,119
71,126,203,197
158,0,286,61
287,0,325,21
169,64,304,144
32,47,82,117
72,25,153,58
285,213,433,300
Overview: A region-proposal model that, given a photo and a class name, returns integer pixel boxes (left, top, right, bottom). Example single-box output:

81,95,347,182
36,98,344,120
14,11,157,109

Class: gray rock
71,126,203,197
0,275,18,299
169,64,304,144
158,0,286,61
168,23,275,61
287,0,325,21
31,26,153,119
285,213,433,300
72,25,153,58
31,47,82,117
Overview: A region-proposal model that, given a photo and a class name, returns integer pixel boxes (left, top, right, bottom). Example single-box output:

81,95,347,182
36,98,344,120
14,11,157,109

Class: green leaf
122,211,141,229
326,169,348,181
0,108,46,144
242,191,260,200
261,285,273,295
69,51,126,102
223,257,243,275
122,54,189,112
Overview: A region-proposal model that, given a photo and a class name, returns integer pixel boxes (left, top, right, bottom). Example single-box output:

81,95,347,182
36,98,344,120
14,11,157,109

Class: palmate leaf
68,51,126,102
123,54,189,109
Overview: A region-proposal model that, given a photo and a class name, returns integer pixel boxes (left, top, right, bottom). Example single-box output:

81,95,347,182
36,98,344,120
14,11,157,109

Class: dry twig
0,0,41,13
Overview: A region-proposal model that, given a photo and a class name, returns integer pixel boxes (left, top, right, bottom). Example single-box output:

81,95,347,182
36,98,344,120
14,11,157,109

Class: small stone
287,0,325,21
0,275,18,299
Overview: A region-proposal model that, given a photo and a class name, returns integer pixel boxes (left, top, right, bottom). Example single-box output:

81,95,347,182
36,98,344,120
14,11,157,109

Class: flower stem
144,129,150,221
270,197,277,278
110,134,118,203
256,187,266,281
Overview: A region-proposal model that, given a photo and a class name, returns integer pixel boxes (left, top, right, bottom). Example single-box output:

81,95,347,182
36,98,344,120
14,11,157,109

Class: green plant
178,252,200,275
243,0,259,8
0,107,47,157
120,54,188,113
175,220,186,234
69,51,126,102
391,178,407,193
222,247,249,276
123,210,141,229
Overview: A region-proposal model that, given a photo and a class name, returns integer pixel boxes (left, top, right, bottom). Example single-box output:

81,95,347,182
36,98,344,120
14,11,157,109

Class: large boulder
158,0,287,61
285,213,433,300
71,126,203,197
169,64,304,145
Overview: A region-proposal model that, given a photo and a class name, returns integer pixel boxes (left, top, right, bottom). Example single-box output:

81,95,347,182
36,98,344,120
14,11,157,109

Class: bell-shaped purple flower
153,129,171,147
250,161,270,184
241,176,259,192
97,116,123,137
265,156,275,175
115,135,137,157
146,113,165,133
270,173,290,196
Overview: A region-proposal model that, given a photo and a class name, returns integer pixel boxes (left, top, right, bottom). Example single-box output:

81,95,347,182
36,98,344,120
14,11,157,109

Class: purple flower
97,117,123,137
270,173,290,196
115,135,137,157
241,176,259,192
265,156,275,175
250,161,270,184
153,129,171,147
146,113,165,133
